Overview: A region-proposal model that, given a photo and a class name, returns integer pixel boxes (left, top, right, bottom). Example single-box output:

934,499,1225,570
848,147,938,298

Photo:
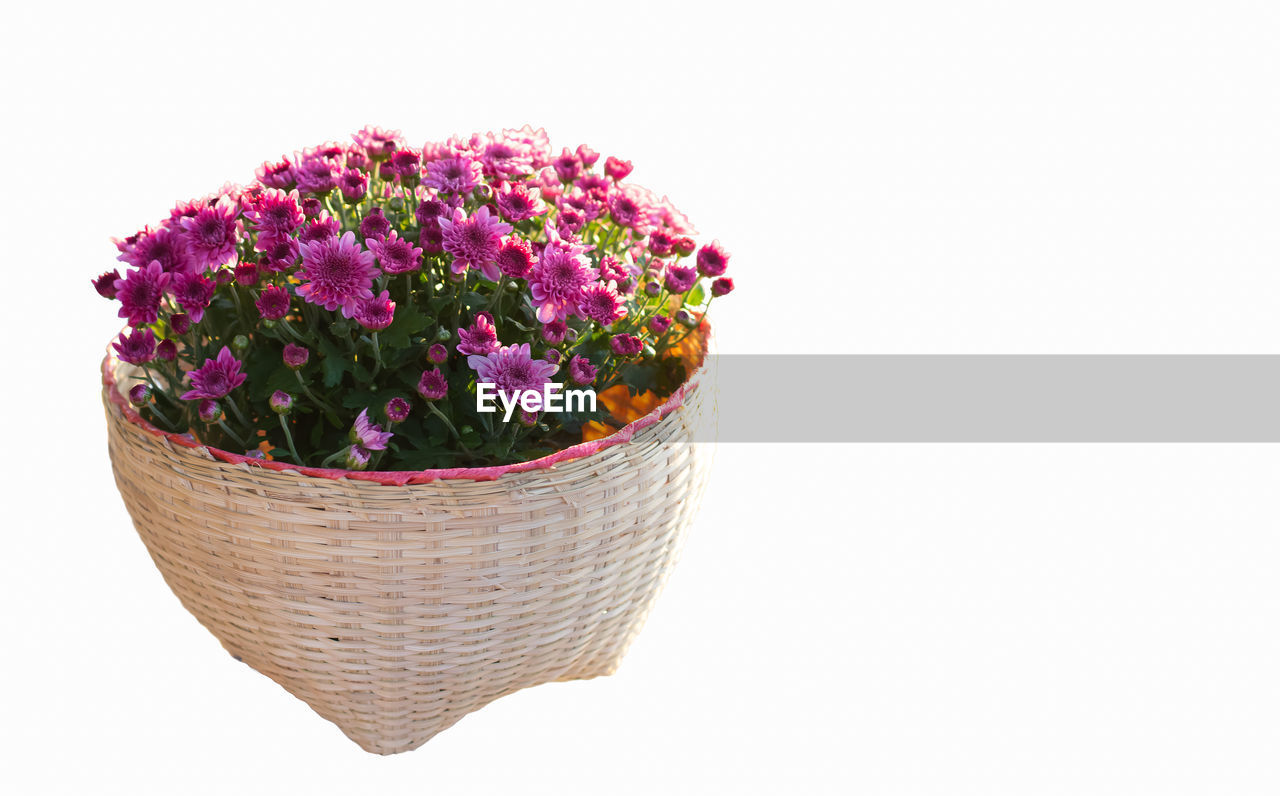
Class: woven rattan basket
102,343,711,754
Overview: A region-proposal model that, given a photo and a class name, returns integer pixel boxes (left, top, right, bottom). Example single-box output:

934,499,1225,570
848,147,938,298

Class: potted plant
94,126,734,754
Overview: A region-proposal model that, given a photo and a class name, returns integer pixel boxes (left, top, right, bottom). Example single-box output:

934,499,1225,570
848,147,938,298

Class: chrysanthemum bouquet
95,126,733,470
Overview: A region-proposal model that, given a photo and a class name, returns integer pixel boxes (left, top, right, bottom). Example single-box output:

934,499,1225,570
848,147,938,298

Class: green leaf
317,336,350,388
381,305,431,349
686,282,706,308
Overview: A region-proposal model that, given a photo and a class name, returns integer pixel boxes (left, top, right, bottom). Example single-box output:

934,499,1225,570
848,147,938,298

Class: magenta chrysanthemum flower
338,168,368,202
495,236,536,279
179,198,240,270
368,230,423,275
234,262,259,286
664,264,698,294
439,205,512,280
610,334,643,358
608,191,643,228
157,339,177,361
467,343,559,402
294,152,339,194
578,281,627,326
114,261,171,327
243,189,303,240
120,225,195,275
598,255,630,285
495,182,547,222
255,284,291,320
541,320,567,344
560,189,605,222
296,231,379,317
427,343,448,364
283,343,309,369
93,270,121,299
696,240,730,277
351,408,394,451
358,207,391,241
424,155,483,195
354,290,396,331
567,355,597,386
528,235,597,323
555,207,586,238
604,156,633,182
298,212,341,244
385,397,411,423
256,157,296,190
417,368,449,401
170,313,191,334
552,148,580,182
712,276,735,297
390,148,421,180
172,272,217,323
456,313,500,356
112,328,157,365
180,347,247,401
649,314,673,335
352,125,403,161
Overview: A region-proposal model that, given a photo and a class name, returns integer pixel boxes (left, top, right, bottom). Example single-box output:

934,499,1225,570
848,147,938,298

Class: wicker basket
102,349,711,754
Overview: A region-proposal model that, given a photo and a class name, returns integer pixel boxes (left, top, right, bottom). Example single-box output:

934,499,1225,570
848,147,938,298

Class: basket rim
102,323,708,485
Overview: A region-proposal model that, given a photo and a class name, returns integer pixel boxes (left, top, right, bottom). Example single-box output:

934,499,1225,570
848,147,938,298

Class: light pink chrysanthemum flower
528,230,597,323
255,156,296,190
417,368,449,401
424,155,483,195
296,231,379,318
438,205,512,280
467,343,559,403
479,132,534,180
456,313,500,356
180,197,241,269
243,188,303,240
495,182,547,222
351,125,403,161
577,281,627,326
368,230,423,275
501,125,553,168
180,347,247,401
351,408,394,451
560,189,605,221
114,260,171,327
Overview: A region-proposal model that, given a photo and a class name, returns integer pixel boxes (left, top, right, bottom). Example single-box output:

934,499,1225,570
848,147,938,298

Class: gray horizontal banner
692,356,1280,442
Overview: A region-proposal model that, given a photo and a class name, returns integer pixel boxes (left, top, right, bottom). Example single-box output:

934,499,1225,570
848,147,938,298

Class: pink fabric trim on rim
101,327,707,485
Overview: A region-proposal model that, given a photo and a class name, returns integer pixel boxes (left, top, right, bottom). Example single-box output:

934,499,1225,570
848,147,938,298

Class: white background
4,1,1280,793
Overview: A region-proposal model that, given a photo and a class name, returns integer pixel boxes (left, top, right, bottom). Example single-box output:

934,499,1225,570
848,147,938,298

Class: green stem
278,415,303,464
217,418,248,449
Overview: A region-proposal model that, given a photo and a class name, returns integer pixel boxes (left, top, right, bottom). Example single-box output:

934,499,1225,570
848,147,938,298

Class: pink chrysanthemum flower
560,189,605,222
243,188,303,240
368,230,423,275
234,262,259,286
439,205,512,280
610,334,643,358
649,230,677,257
664,264,699,294
495,236,536,279
114,261,171,327
385,397,411,423
112,328,157,365
541,320,567,344
576,144,600,168
568,354,598,386
608,191,643,228
456,313,500,356
424,155,483,195
528,233,597,323
283,343,309,369
696,240,731,277
598,255,629,285
556,207,586,238
649,314,673,335
255,285,291,320
358,206,391,241
417,368,449,401
338,168,368,202
577,281,627,326
351,125,403,161
170,313,191,334
120,225,196,275
156,339,177,361
294,150,340,194
298,212,341,244
495,182,547,221
479,133,534,180
296,231,379,317
354,290,396,331
604,156,633,182
172,272,217,323
180,347,247,401
255,157,296,190
712,277,735,297
502,125,553,168
467,343,559,403
390,148,421,180
351,408,394,451
552,148,581,182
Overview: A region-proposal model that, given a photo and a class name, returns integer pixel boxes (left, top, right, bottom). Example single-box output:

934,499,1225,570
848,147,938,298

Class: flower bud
675,237,697,257
711,277,735,297
344,444,371,471
434,327,452,342
198,399,222,423
215,268,235,285
644,281,661,297
544,348,562,364
283,343,310,369
473,184,493,202
170,313,191,335
564,327,579,344
156,339,178,361
385,397,411,423
269,390,293,415
427,343,448,364
231,334,250,355
676,309,696,327
234,262,260,286
301,197,323,218
128,383,152,407
518,410,538,427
